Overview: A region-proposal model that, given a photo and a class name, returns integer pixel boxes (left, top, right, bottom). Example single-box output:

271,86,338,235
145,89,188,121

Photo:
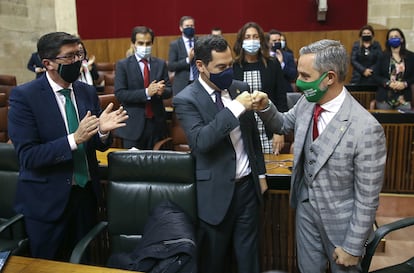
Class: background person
350,25,382,85
8,32,128,260
168,15,198,95
233,22,288,155
253,39,386,273
374,27,414,110
27,51,46,78
115,26,172,149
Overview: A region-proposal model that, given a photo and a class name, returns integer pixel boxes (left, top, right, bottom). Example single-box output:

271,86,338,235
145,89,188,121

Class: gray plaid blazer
258,89,386,256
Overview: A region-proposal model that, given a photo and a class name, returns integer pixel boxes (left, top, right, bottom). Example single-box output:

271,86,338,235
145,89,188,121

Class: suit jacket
258,90,386,256
27,52,45,79
114,55,172,141
173,80,266,225
350,40,382,85
278,50,297,92
8,75,112,222
168,37,194,95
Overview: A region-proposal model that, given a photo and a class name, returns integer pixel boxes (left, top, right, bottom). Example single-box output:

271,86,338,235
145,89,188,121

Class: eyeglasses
53,51,85,62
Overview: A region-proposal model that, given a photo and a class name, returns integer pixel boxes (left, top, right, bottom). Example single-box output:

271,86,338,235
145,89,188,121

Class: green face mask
296,72,329,102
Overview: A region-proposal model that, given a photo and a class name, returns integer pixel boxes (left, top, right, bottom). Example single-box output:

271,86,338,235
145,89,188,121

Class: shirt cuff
68,134,77,150
227,100,245,118
259,174,266,179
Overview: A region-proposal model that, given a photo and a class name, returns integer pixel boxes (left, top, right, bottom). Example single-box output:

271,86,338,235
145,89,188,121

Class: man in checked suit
8,32,128,260
173,35,267,273
168,15,198,95
252,39,387,273
115,26,172,149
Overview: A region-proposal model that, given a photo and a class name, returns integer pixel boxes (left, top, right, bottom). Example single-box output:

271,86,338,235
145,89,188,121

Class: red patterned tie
141,59,153,118
312,104,324,140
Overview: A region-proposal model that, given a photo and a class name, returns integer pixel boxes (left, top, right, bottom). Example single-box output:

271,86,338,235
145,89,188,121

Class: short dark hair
179,16,194,27
131,26,154,43
266,29,282,43
194,35,229,65
37,32,80,60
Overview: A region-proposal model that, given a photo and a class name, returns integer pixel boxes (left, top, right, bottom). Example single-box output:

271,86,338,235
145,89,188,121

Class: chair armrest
0,214,24,233
362,217,414,272
69,221,108,264
153,137,173,150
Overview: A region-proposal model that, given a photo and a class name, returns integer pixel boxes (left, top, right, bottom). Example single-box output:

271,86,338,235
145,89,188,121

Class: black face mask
361,35,372,42
58,61,82,83
271,42,282,52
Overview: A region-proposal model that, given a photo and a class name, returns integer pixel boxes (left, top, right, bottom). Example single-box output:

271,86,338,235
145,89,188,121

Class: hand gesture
98,103,128,134
235,91,253,110
74,111,99,144
251,91,270,111
332,247,360,267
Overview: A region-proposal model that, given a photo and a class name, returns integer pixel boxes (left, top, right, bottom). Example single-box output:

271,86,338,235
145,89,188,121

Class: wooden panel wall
82,28,389,83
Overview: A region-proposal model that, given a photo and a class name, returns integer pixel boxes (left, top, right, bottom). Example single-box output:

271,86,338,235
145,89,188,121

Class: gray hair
299,39,348,82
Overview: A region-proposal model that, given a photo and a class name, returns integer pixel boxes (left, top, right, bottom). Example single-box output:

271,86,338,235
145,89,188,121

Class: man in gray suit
115,26,172,149
252,39,386,272
173,35,267,273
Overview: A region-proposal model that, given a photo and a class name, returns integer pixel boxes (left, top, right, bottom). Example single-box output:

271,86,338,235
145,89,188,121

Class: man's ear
42,59,53,71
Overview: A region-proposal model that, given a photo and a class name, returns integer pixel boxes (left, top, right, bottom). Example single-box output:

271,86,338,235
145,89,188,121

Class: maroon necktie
312,104,324,140
141,59,153,118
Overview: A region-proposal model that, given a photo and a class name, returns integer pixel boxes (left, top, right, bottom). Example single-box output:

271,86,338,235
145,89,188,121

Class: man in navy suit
115,26,172,149
168,15,197,95
8,32,128,260
27,51,46,78
173,35,267,273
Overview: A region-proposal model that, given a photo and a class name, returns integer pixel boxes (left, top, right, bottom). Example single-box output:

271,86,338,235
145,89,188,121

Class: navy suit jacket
173,80,266,225
114,55,172,141
27,52,45,79
8,75,112,222
168,37,194,95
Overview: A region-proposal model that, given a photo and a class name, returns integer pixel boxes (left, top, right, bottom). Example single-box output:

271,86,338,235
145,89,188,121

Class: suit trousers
198,177,260,273
25,182,97,260
296,201,361,273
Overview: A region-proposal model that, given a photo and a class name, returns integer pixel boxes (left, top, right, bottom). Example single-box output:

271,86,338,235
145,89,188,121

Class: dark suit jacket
27,52,45,79
278,50,297,92
114,56,172,141
350,40,382,85
8,75,112,222
173,80,266,225
168,37,193,95
374,50,414,102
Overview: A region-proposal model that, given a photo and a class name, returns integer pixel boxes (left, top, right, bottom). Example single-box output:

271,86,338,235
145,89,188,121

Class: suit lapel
313,93,352,172
129,56,145,87
193,81,218,120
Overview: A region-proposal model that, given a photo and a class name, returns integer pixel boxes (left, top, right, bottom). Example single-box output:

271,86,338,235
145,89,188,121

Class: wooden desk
4,255,134,273
262,154,297,272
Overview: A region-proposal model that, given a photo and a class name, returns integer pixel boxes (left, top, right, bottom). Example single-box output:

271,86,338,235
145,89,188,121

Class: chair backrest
0,74,17,105
106,150,197,254
103,74,115,94
0,93,8,142
0,142,19,219
95,62,115,86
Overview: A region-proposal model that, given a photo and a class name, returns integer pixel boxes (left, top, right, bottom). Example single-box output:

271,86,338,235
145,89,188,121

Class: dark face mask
271,42,282,52
388,37,402,48
361,35,372,42
209,67,234,90
58,60,82,83
183,27,195,38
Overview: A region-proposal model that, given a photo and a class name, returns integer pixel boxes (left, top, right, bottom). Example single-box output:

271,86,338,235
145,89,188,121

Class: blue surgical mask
209,67,234,90
183,27,195,38
388,37,401,48
242,39,260,55
135,46,152,59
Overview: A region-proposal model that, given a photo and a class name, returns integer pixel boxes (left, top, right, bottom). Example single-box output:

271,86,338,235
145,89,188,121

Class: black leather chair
70,150,197,265
362,217,414,273
0,142,28,255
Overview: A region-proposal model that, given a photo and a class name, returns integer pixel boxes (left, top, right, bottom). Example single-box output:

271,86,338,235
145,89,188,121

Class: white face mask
281,40,286,49
135,45,152,59
242,39,260,55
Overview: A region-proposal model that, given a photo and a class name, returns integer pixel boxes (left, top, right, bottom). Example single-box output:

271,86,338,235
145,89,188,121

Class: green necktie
59,88,88,187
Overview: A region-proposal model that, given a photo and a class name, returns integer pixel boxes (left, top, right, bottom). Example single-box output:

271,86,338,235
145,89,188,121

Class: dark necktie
312,104,324,140
214,90,224,111
59,88,88,187
188,39,199,80
141,59,154,118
